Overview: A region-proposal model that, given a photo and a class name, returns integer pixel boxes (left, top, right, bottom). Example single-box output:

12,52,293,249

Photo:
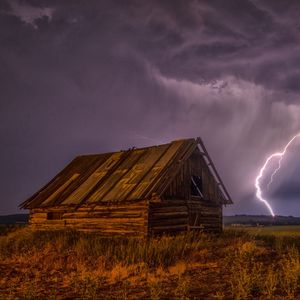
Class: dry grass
264,264,278,298
279,247,300,299
0,227,299,299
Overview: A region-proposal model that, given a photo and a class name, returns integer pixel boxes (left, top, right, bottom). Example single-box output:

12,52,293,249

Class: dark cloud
1,0,300,215
272,181,300,201
7,1,54,29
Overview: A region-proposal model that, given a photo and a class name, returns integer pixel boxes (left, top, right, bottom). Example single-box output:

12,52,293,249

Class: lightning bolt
255,133,300,217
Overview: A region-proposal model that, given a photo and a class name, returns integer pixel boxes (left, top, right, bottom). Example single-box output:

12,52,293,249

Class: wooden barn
20,138,232,236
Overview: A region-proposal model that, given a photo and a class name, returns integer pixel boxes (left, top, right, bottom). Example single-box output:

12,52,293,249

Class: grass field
0,225,299,299
0,224,25,236
226,225,300,236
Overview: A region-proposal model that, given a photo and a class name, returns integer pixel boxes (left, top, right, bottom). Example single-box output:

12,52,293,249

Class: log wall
188,198,222,233
29,200,148,236
148,200,188,235
148,199,222,234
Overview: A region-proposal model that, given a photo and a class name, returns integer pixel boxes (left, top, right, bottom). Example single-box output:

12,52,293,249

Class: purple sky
1,0,300,216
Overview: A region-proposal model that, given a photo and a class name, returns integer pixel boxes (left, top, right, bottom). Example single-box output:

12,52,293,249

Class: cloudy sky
1,0,300,216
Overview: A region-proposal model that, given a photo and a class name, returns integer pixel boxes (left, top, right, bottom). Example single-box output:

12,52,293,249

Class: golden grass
0,227,299,299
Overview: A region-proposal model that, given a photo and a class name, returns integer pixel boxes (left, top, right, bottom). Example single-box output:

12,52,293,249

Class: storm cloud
1,0,300,215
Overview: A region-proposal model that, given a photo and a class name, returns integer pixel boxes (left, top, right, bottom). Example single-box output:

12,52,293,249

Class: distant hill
0,214,28,224
224,215,300,226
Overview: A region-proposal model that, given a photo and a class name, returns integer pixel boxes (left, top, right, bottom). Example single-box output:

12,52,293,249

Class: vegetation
224,215,300,226
230,224,300,236
0,224,26,236
0,226,300,299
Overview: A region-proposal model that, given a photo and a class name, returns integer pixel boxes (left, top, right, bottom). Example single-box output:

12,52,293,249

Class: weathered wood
149,217,188,225
63,212,144,219
148,200,188,234
29,200,148,236
150,207,187,214
149,211,188,218
24,138,229,237
150,199,187,205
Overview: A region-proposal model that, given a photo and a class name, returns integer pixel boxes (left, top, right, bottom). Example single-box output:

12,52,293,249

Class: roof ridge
74,138,197,158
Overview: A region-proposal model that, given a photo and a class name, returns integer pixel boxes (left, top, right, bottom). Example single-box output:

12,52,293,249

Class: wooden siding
163,162,189,199
187,150,223,233
189,149,223,204
163,149,223,204
188,199,222,233
158,148,223,234
29,200,148,236
148,199,222,234
148,200,188,235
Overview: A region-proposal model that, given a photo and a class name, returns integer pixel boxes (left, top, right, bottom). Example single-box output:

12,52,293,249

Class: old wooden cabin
20,138,232,236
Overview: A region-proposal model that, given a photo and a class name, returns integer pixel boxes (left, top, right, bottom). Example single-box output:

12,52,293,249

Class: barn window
191,175,203,197
47,212,63,220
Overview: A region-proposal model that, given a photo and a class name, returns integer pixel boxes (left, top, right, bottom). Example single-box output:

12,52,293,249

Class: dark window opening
47,212,63,220
191,175,203,197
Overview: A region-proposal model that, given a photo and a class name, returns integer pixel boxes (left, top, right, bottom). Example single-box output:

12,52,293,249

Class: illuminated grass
0,226,299,298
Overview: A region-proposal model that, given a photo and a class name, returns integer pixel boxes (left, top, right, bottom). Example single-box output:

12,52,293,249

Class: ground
0,225,300,299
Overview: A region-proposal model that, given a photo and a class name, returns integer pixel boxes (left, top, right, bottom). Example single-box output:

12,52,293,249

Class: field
228,225,300,236
0,226,300,299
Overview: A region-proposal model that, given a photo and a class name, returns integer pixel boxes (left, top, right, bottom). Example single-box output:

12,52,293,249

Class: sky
1,0,300,216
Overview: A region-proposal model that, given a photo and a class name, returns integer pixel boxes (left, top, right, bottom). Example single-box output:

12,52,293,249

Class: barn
20,137,232,236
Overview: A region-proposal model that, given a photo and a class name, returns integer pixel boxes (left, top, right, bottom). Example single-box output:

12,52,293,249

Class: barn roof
20,138,232,209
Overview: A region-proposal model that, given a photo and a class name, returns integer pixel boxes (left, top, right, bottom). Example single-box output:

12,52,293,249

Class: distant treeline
0,214,28,224
224,215,300,226
1,214,300,226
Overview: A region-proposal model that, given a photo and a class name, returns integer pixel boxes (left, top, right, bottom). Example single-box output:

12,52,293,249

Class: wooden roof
20,138,232,209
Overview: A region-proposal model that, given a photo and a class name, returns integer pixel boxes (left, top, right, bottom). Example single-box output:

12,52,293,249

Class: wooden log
150,211,188,218
150,207,187,214
149,217,188,225
63,212,145,219
149,200,187,207
30,212,47,218
64,218,145,225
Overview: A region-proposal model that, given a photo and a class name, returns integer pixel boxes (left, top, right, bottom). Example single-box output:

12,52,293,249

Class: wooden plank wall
159,149,223,234
29,200,148,237
188,198,222,233
187,151,223,233
163,161,189,199
148,199,222,234
148,200,188,235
